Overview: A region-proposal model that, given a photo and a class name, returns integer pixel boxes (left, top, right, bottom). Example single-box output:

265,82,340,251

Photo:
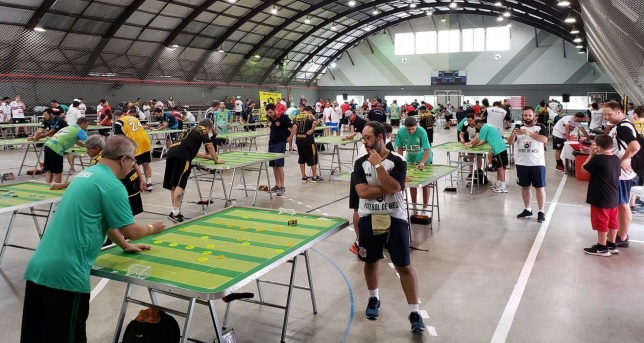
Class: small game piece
207,244,215,249
275,249,285,253
169,242,178,247
228,224,235,228
286,243,294,247
288,220,297,226
201,235,209,239
256,228,264,232
185,245,195,250
243,216,250,219
216,255,225,259
203,251,212,255
153,240,163,244
198,257,208,262
242,242,251,246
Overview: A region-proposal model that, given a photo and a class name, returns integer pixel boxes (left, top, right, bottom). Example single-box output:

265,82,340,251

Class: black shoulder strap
615,119,641,151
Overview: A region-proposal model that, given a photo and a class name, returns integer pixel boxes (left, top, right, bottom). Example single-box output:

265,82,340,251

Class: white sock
172,208,180,215
146,177,152,184
500,182,506,188
409,304,420,313
369,288,379,299
525,208,532,212
495,181,501,186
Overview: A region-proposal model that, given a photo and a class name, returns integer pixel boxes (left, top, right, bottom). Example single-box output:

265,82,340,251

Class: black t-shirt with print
292,113,315,139
351,115,367,134
583,154,620,208
268,114,294,145
41,115,68,132
367,108,387,123
166,125,212,160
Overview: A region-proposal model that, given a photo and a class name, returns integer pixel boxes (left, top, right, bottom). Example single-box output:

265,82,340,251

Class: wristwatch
374,163,383,169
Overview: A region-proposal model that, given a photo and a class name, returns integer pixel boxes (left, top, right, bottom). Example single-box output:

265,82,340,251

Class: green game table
0,122,41,129
432,142,494,194
0,138,44,178
146,129,185,157
0,182,65,265
216,131,269,152
92,206,348,343
314,135,362,178
314,125,336,131
229,122,263,132
191,151,285,208
87,125,111,131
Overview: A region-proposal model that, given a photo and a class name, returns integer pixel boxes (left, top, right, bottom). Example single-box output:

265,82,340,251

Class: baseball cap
112,110,124,117
344,110,353,117
404,116,417,127
236,96,241,99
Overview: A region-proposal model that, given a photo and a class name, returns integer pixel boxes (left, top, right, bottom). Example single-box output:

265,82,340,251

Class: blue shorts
326,122,339,132
516,165,546,188
268,142,286,167
358,216,410,267
619,179,635,204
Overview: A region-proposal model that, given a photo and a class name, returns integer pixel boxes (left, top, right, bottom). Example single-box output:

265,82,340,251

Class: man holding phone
508,106,549,222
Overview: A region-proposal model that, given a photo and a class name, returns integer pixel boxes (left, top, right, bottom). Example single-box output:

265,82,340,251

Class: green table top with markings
332,163,457,187
314,125,335,131
0,122,41,128
314,135,362,145
216,131,269,140
0,137,35,146
0,182,65,214
91,206,348,299
146,129,184,135
432,141,493,153
192,151,284,170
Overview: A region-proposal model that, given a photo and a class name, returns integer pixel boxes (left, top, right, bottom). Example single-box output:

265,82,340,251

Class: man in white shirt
77,98,87,117
96,100,104,124
331,102,343,136
0,97,12,138
315,99,323,115
10,95,29,136
588,102,604,132
508,106,549,222
486,101,507,133
551,112,589,171
65,100,85,173
323,101,334,136
234,96,244,123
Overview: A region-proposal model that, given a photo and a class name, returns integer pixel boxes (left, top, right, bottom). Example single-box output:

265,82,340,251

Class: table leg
208,300,224,342
30,207,44,238
18,145,30,176
0,211,18,266
227,168,237,207
179,298,197,343
434,181,440,221
240,168,249,197
264,162,273,200
335,146,342,173
112,283,133,343
303,251,317,314
281,256,298,343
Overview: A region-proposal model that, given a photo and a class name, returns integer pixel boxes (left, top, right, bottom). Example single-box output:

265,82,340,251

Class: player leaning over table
163,119,224,223
466,118,509,193
352,121,426,334
395,116,433,214
21,135,166,343
28,107,68,141
42,117,90,184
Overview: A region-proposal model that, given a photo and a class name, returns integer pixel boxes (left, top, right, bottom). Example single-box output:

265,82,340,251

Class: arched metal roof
0,0,586,86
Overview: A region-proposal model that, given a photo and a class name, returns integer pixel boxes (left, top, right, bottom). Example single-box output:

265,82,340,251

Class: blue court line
311,248,354,343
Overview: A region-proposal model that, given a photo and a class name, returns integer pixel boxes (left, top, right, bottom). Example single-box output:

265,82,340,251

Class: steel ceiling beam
25,0,57,30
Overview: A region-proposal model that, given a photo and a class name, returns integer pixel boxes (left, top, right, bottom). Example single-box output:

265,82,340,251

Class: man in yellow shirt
114,109,154,190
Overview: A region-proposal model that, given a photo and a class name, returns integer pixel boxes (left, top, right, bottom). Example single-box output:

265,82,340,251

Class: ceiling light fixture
565,14,576,23
171,44,179,48
449,1,457,9
573,37,583,43
557,0,571,6
330,62,337,68
348,0,356,6
410,2,417,8
497,16,503,21
575,44,583,48
372,7,380,15
570,27,580,34
578,48,586,54
503,10,511,17
271,6,278,14
364,26,371,31
33,27,46,32
441,15,446,22
304,16,311,24
331,23,337,30
495,0,503,6
426,10,433,16
227,0,236,3
218,49,225,53
254,54,261,58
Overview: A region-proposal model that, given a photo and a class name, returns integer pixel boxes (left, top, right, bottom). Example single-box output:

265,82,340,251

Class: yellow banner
259,91,282,120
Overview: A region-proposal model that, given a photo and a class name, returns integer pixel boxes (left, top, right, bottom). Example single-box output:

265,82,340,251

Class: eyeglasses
121,155,136,166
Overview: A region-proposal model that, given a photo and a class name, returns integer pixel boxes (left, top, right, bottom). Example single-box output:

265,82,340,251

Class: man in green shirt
43,117,90,184
21,135,166,342
389,100,401,127
395,117,433,211
466,119,509,193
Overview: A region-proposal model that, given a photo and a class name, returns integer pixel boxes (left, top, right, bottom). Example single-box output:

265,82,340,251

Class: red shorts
590,206,618,232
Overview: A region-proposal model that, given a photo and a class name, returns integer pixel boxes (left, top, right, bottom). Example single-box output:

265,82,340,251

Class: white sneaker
146,182,154,191
493,187,508,193
490,183,500,190
68,167,76,174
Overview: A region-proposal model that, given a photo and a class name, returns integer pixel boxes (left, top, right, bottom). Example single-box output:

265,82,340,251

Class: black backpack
122,309,180,343
615,120,644,180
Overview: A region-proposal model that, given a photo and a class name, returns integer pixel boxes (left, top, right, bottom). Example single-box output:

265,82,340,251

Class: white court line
387,262,395,269
426,326,438,336
490,174,568,343
89,278,110,302
419,310,429,319
628,239,644,243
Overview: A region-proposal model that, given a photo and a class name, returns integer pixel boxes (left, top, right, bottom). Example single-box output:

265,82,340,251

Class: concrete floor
1,127,644,343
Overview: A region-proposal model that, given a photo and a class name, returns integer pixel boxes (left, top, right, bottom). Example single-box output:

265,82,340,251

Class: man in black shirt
267,103,296,195
292,106,322,182
367,99,387,123
163,119,224,222
347,111,367,139
29,108,68,141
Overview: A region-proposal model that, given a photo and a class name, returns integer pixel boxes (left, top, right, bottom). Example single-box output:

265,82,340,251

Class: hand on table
417,162,425,170
405,176,412,182
123,244,152,253
215,159,225,164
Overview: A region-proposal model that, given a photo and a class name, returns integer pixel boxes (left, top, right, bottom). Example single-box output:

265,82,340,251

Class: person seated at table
29,107,68,141
395,117,432,213
459,113,484,180
466,119,509,193
163,119,224,223
552,111,590,171
43,117,90,184
346,110,367,140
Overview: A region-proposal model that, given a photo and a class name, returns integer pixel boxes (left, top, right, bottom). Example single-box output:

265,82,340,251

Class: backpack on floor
473,169,490,185
122,308,180,343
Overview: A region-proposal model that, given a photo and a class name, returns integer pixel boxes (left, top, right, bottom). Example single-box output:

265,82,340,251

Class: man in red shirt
340,101,350,114
275,101,286,116
471,100,481,115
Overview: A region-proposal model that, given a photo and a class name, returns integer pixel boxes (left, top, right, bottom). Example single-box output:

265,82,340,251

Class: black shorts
235,111,243,117
426,128,434,144
135,152,152,165
129,193,143,216
340,117,349,125
43,146,63,174
390,119,400,127
296,136,318,166
349,181,359,209
552,136,566,150
358,216,410,267
12,118,27,124
268,142,286,167
163,158,192,190
492,150,509,169
516,165,546,188
21,280,90,343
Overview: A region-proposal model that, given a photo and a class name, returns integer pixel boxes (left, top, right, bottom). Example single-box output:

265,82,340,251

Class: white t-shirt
514,124,548,166
323,107,334,122
10,101,25,118
66,107,82,125
0,103,11,122
353,152,407,220
331,107,342,123
589,110,604,130
627,110,635,121
155,101,164,108
315,102,322,114
609,120,638,180
486,107,506,132
184,111,195,122
235,100,243,112
552,116,581,139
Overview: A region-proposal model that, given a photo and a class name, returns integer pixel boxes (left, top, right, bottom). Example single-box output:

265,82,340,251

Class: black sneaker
537,211,546,223
616,234,629,248
301,176,309,183
409,311,426,333
583,244,610,257
365,297,381,320
310,176,324,182
277,187,285,196
167,212,184,223
517,209,533,219
607,241,619,254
